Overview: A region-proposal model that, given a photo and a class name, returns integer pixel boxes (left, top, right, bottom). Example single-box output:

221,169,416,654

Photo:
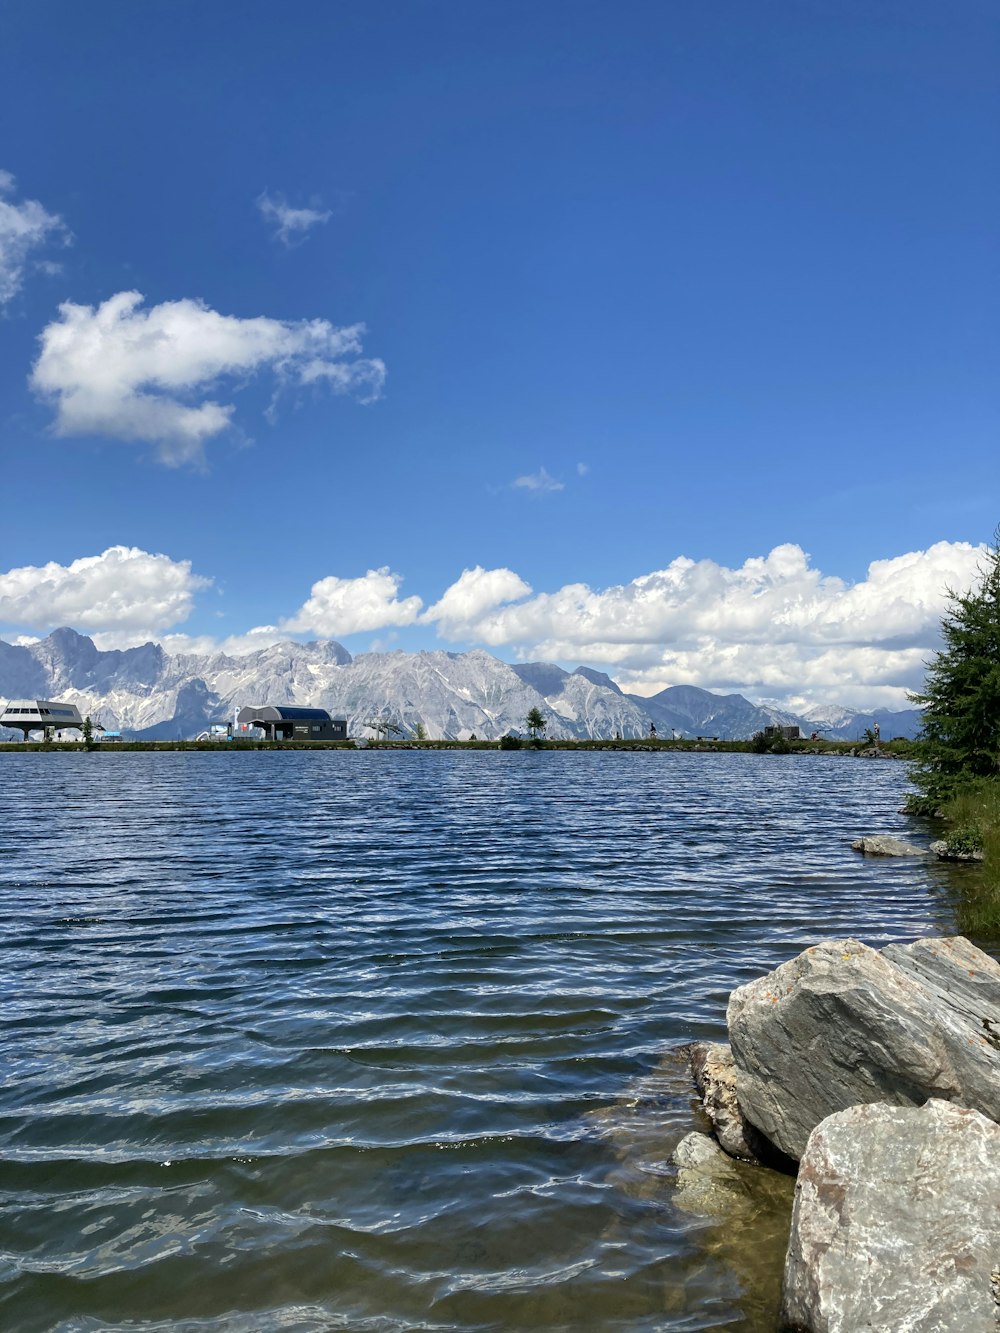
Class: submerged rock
727,936,1000,1160
671,1131,754,1216
850,834,927,856
780,1099,1000,1332
590,1052,795,1326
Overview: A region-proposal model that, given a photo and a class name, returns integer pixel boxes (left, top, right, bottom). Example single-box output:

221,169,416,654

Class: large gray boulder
727,936,1000,1160
883,935,1000,1032
780,1099,1000,1332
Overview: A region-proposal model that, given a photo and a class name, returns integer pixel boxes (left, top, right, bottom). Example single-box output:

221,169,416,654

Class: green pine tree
910,531,1000,806
525,706,546,740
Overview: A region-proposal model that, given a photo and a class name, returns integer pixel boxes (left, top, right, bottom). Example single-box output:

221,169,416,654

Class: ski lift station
1,699,84,739
236,705,348,742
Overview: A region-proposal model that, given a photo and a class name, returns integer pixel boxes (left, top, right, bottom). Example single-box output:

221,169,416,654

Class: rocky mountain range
0,627,923,742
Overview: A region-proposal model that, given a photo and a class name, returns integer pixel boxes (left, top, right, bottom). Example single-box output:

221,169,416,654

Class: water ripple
0,751,948,1331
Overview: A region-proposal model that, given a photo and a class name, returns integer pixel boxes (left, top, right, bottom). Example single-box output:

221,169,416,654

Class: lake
0,751,952,1331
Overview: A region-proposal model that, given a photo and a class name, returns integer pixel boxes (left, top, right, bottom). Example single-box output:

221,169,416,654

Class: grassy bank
931,780,1000,940
0,739,358,752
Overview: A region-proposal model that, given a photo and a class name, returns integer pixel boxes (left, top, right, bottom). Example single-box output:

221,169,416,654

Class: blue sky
1,1,997,707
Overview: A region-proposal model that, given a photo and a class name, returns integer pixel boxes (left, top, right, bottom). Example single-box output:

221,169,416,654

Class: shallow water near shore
0,750,952,1331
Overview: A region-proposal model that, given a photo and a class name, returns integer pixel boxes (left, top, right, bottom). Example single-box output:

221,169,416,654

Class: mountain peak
573,666,623,695
510,662,570,697
47,626,93,646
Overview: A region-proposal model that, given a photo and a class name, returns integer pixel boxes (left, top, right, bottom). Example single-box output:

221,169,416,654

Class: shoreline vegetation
902,529,1000,940
909,781,1000,939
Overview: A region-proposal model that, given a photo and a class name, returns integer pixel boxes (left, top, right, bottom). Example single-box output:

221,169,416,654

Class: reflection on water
0,751,946,1330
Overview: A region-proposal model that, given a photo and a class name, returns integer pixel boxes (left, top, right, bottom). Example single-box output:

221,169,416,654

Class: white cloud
256,191,332,246
513,467,564,494
90,625,288,656
0,539,986,710
368,631,400,654
427,541,987,708
422,566,532,631
447,542,983,650
30,290,386,465
0,547,211,634
0,170,69,306
283,567,423,637
576,462,589,476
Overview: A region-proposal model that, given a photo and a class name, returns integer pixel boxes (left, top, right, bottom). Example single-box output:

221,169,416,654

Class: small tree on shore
525,706,546,740
81,715,95,750
910,530,1000,806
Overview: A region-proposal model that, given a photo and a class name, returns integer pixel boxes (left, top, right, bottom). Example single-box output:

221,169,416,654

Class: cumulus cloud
0,547,211,635
513,467,563,494
0,538,987,710
422,566,532,631
30,290,386,465
283,567,423,637
0,170,69,306
427,541,987,708
256,191,332,245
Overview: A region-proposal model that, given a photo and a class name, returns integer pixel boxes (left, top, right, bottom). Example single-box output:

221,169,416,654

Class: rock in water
929,839,986,862
779,1099,1000,1332
690,1042,772,1163
850,835,927,856
671,1131,753,1217
726,937,1000,1160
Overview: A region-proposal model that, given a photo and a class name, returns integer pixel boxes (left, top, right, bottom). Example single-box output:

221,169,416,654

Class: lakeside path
1,738,911,755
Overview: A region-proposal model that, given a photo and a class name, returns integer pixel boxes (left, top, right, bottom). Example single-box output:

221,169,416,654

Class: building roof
2,699,83,721
271,706,332,721
237,705,334,723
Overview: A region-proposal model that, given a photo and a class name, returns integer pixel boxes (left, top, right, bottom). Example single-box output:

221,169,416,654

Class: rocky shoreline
853,832,986,863
676,935,1000,1330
